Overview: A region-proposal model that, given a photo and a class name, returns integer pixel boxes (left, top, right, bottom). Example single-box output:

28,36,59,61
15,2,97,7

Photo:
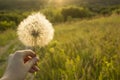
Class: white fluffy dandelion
17,13,54,47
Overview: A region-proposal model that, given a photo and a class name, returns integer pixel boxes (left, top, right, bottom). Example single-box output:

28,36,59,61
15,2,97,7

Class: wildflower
17,13,54,47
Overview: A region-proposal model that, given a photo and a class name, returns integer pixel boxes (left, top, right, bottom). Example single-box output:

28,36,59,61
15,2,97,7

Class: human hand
1,50,39,80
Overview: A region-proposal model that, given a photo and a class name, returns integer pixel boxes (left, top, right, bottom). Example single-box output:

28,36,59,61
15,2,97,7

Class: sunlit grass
0,30,16,46
0,15,120,80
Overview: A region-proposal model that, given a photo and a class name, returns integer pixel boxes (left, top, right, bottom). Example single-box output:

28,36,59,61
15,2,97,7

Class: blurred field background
0,0,120,80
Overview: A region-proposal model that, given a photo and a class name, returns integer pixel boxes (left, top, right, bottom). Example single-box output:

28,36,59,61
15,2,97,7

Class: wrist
0,76,13,80
1,72,24,80
1,75,16,80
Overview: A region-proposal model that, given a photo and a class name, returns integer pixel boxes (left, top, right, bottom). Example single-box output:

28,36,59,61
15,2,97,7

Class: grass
0,14,120,80
0,29,17,46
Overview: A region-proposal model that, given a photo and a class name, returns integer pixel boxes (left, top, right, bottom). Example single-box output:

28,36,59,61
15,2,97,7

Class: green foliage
0,11,30,31
1,11,30,23
91,6,120,16
41,8,64,23
41,6,95,22
0,6,120,31
112,8,120,14
0,15,120,80
61,6,94,21
0,21,16,31
0,30,16,46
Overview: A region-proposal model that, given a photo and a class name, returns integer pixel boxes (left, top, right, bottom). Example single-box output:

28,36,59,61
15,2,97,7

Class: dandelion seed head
17,13,54,47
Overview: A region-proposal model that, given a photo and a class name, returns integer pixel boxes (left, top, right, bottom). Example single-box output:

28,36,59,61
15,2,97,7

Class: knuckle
14,51,22,57
27,49,34,53
25,49,35,55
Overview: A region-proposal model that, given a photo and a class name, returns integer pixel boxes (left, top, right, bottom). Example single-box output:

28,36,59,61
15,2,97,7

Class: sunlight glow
55,0,64,4
49,0,65,6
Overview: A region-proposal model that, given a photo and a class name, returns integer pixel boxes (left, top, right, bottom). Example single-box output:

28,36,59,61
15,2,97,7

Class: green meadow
0,14,120,80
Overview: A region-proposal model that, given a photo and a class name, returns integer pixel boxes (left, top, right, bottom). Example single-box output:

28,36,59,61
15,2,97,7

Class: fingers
25,57,39,72
29,60,40,73
20,49,36,58
24,55,32,63
14,50,36,60
29,65,40,73
13,50,40,73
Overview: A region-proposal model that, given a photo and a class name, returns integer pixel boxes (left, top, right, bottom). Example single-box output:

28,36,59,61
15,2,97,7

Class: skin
0,50,40,80
24,51,39,73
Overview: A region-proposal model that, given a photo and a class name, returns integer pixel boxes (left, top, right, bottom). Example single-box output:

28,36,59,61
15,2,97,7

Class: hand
1,50,39,80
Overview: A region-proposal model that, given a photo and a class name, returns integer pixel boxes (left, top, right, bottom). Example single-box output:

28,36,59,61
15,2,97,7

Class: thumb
25,57,38,72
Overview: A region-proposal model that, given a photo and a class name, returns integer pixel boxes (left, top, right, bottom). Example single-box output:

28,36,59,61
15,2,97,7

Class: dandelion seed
17,13,54,47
